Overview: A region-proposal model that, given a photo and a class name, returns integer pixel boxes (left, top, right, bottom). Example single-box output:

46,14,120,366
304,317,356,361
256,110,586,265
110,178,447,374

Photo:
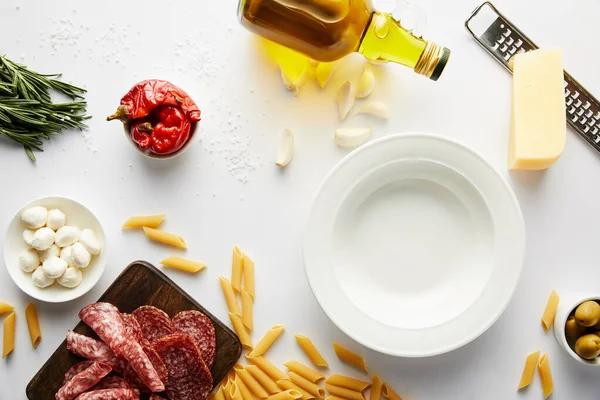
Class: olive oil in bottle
238,0,450,80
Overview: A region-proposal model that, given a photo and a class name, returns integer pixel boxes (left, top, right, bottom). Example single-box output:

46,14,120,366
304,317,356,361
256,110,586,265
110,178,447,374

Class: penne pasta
220,277,241,316
214,388,226,400
222,374,234,400
243,253,255,297
370,374,383,400
229,312,253,349
249,325,285,357
25,302,41,348
325,396,346,400
236,373,255,400
122,214,166,229
538,354,553,399
325,384,365,400
235,364,269,398
278,379,314,400
284,361,325,382
247,365,282,395
290,372,325,399
247,356,288,382
518,350,541,389
325,375,370,392
541,290,559,332
160,256,206,273
232,246,244,292
143,227,186,249
231,382,244,400
0,302,14,314
333,343,367,373
268,389,303,400
2,312,15,358
242,290,253,331
295,334,328,367
381,383,403,400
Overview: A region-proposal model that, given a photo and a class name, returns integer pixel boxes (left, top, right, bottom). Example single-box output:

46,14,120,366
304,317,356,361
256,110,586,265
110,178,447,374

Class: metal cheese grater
465,2,600,153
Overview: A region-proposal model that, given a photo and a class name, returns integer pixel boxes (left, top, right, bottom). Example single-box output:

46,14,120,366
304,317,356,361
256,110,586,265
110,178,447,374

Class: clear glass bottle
238,0,450,80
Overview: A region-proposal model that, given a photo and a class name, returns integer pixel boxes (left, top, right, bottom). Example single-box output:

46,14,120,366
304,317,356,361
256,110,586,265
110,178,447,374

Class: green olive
565,316,586,342
574,301,600,327
575,334,600,359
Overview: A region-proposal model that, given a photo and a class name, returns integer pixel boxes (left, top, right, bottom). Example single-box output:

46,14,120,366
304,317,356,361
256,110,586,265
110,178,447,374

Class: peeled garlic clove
334,127,372,148
337,81,355,120
356,65,375,98
354,101,389,119
279,60,309,95
276,128,295,168
315,62,337,88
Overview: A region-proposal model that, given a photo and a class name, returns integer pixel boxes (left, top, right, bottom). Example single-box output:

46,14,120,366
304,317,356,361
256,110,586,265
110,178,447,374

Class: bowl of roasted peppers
107,79,201,159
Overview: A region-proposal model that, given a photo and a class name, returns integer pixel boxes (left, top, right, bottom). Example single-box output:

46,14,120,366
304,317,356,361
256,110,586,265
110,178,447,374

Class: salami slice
74,388,138,400
56,362,112,400
66,331,119,369
120,338,165,392
122,313,146,344
91,375,131,391
142,342,169,385
172,310,216,368
79,303,128,354
154,334,213,400
62,362,94,386
119,343,169,393
132,306,174,343
149,395,167,400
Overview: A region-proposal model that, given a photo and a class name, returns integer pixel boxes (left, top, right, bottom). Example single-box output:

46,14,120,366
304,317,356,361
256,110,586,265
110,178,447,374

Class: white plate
303,133,525,357
4,197,107,303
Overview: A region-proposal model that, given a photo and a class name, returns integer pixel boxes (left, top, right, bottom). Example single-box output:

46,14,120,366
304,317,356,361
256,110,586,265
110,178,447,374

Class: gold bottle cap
414,41,451,81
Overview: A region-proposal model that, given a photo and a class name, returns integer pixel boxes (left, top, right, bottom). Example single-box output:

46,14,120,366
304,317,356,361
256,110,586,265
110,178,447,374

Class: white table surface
1,0,600,398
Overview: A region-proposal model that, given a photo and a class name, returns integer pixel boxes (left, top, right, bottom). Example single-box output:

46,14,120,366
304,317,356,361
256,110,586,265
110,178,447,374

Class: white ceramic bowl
554,294,600,366
304,133,525,357
4,197,107,303
122,121,198,160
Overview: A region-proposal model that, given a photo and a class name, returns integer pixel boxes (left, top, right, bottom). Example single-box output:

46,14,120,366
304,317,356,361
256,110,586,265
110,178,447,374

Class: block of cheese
508,49,566,170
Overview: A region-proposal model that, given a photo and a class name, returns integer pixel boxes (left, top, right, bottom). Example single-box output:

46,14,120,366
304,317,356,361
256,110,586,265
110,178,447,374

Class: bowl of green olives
554,296,600,365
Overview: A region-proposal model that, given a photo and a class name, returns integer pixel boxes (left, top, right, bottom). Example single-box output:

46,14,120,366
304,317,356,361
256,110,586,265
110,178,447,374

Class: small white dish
4,197,107,303
554,294,600,366
303,133,525,357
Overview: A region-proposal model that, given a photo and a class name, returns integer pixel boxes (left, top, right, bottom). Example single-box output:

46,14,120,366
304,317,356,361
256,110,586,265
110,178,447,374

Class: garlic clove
354,101,389,119
315,62,338,88
276,128,295,168
279,60,309,95
356,65,375,98
337,81,355,120
334,127,372,148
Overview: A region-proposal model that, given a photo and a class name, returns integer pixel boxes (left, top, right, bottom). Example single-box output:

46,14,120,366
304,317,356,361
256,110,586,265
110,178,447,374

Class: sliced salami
74,388,138,400
91,375,131,391
66,331,119,369
122,313,146,344
149,395,167,400
172,310,216,368
142,342,169,385
79,303,128,354
119,343,169,393
56,362,112,400
120,338,165,392
132,306,174,343
62,361,94,386
154,334,213,400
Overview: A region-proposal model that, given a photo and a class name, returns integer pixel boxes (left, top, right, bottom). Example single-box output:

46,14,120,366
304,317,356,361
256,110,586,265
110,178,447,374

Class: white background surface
1,0,600,398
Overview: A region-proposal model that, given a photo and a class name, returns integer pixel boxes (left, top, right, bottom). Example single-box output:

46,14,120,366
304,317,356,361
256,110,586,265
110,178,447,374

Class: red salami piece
79,303,128,354
172,310,216,368
154,334,213,400
62,362,94,386
91,375,131,391
66,331,119,369
56,362,112,400
120,338,165,392
122,313,146,344
74,388,138,400
119,343,169,392
143,342,169,385
132,306,174,343
149,395,167,400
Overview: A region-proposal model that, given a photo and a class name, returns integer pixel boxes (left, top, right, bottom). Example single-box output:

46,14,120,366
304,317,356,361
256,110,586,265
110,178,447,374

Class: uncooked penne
268,389,303,400
295,335,328,367
232,246,244,292
325,396,346,400
222,374,234,400
541,290,559,332
247,356,288,382
247,365,282,395
290,372,325,399
538,354,553,399
0,302,13,314
235,364,269,398
143,227,186,249
214,388,226,400
249,325,285,357
25,302,41,348
242,290,253,331
236,374,254,400
333,343,367,373
160,256,206,273
381,383,403,400
370,374,383,400
229,312,253,350
518,350,541,389
284,361,324,382
326,375,370,392
231,382,244,400
325,384,364,400
2,312,15,358
278,379,314,400
122,214,165,229
220,277,241,316
243,253,255,297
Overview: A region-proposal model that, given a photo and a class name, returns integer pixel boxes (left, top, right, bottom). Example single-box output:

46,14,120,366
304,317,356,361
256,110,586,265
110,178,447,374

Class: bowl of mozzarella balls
3,197,107,303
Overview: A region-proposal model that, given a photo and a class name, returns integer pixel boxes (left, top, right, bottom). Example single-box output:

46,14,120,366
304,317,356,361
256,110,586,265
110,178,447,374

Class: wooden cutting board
26,260,242,400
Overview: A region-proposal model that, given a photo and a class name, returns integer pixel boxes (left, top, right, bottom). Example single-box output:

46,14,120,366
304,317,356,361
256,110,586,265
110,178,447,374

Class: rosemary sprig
0,55,90,161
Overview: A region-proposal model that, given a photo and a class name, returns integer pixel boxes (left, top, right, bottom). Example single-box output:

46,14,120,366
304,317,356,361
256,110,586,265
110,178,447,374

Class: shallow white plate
303,133,525,357
4,197,107,303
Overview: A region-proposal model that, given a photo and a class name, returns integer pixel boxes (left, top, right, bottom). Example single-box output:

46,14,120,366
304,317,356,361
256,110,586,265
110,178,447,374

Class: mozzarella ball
21,206,48,229
57,267,82,288
23,229,35,246
42,256,68,279
55,226,80,247
46,209,66,230
60,246,74,267
39,244,60,263
32,227,56,251
80,229,101,255
71,242,91,268
18,248,40,273
32,266,54,288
